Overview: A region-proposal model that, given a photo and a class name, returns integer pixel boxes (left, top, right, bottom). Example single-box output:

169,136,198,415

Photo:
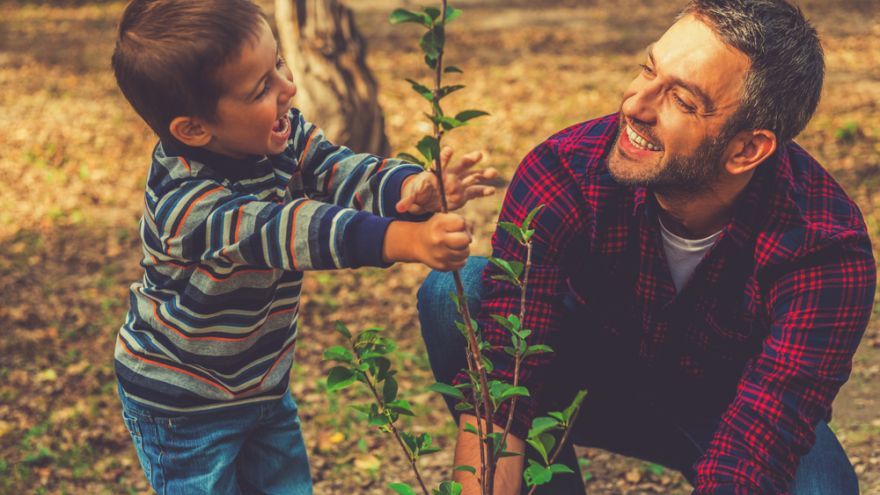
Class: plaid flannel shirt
458,113,876,494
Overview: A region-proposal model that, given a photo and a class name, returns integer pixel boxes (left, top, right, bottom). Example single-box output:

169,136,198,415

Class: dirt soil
1,0,878,494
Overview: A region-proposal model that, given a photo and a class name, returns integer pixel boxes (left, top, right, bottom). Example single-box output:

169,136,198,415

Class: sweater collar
160,138,270,182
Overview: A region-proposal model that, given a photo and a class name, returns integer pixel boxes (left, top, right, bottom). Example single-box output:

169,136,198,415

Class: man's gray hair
680,0,824,143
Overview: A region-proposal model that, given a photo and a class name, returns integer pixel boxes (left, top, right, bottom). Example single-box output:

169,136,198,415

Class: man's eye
673,94,696,113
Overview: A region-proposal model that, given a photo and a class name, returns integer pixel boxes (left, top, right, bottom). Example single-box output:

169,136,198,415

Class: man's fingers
443,231,472,250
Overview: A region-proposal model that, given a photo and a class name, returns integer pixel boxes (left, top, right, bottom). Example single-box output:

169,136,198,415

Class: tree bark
275,0,390,155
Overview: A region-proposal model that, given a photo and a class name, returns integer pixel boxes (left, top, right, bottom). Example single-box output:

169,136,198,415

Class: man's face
608,15,751,194
203,19,297,158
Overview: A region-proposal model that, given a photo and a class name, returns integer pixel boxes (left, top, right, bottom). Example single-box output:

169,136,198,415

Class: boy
111,1,496,493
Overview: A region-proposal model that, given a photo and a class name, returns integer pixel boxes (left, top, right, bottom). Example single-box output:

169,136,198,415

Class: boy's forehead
216,20,277,97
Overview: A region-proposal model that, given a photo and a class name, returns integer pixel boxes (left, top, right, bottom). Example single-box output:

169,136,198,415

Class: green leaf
424,6,441,20
455,110,489,122
322,345,353,364
383,376,399,403
526,432,556,465
454,465,477,475
438,84,465,99
437,115,465,131
388,482,417,495
419,25,445,60
417,135,440,164
326,366,356,392
428,382,466,401
562,389,588,423
405,78,434,102
463,422,479,435
523,461,554,487
389,8,430,26
334,321,351,339
522,204,546,232
547,411,566,423
524,344,554,357
425,54,438,70
498,449,523,458
386,399,415,416
455,401,475,412
529,416,560,437
549,463,575,475
444,66,463,74
497,221,525,244
500,386,530,401
433,481,462,495
401,431,419,454
444,7,463,24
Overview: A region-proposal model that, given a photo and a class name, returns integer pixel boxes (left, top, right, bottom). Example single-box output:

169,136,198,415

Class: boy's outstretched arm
289,110,425,219
396,146,497,215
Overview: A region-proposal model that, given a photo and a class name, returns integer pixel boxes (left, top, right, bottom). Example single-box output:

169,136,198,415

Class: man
417,0,876,493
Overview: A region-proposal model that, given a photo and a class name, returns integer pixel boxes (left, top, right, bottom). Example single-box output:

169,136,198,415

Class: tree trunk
275,0,390,155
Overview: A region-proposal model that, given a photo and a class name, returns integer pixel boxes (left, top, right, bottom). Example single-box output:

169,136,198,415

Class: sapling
323,2,588,494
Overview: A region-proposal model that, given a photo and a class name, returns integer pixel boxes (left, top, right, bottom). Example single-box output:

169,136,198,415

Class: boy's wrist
382,221,422,264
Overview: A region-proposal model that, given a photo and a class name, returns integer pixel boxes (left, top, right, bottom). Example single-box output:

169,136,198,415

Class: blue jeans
119,386,312,495
417,256,859,495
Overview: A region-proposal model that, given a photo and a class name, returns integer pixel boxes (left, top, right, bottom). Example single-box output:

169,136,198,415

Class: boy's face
202,19,296,158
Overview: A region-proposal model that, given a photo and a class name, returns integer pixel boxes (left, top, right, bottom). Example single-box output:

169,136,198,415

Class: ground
1,0,879,493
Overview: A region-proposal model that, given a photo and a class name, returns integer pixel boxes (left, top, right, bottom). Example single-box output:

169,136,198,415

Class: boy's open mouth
272,114,291,139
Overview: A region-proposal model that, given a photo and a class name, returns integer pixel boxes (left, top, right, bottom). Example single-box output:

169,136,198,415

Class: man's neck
654,169,755,239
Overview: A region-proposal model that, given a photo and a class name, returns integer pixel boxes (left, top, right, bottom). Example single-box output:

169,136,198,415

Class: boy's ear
168,116,213,147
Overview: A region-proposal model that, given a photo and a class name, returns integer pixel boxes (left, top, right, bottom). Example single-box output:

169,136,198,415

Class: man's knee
791,422,858,495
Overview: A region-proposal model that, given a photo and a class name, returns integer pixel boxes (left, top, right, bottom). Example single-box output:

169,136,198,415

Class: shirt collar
160,138,270,182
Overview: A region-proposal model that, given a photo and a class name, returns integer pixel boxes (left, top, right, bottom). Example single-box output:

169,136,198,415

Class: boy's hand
382,213,471,271
396,147,497,215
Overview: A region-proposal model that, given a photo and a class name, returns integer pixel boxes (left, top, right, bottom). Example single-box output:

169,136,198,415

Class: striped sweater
115,109,424,414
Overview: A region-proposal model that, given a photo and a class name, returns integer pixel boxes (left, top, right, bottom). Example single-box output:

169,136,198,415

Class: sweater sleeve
692,232,876,494
146,178,392,270
288,110,426,220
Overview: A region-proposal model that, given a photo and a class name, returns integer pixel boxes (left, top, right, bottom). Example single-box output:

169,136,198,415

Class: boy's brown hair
112,0,265,142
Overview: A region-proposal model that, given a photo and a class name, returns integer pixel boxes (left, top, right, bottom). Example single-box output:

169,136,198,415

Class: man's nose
622,80,659,124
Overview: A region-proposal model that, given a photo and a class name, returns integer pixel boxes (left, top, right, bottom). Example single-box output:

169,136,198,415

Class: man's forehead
650,15,750,110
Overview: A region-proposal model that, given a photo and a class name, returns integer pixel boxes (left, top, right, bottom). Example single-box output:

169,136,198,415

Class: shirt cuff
344,212,394,268
383,165,433,222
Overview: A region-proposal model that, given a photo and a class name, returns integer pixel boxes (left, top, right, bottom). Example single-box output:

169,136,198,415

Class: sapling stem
525,399,586,495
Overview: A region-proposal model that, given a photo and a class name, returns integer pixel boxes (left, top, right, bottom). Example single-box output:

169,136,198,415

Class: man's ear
724,129,777,175
168,116,213,147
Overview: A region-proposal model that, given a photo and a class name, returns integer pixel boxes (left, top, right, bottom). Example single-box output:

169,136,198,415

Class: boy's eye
639,63,654,76
276,55,285,69
256,81,271,100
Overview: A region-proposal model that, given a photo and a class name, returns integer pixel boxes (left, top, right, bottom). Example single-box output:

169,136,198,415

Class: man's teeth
626,125,661,151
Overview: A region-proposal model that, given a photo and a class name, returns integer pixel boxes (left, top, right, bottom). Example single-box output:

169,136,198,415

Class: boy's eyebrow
647,44,717,114
246,43,281,100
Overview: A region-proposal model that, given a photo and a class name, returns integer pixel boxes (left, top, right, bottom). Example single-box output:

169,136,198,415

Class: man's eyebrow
647,45,717,114
246,43,281,100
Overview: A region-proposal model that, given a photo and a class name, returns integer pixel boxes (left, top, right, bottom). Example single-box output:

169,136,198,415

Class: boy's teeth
626,125,661,151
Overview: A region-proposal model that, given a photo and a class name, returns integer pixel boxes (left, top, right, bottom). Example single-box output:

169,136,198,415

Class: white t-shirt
658,218,723,293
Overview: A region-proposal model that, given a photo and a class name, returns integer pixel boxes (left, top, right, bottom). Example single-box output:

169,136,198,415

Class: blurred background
1,0,878,493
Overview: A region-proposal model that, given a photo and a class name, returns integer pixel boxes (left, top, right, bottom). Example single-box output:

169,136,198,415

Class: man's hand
454,414,525,495
396,147,497,215
382,213,470,271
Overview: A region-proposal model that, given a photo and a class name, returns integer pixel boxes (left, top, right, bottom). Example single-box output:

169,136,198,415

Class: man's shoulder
784,142,867,235
755,142,871,266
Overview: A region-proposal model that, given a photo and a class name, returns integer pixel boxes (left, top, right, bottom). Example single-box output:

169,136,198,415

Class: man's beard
610,122,730,197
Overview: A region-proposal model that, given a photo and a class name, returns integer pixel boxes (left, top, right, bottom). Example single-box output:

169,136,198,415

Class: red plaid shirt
464,113,876,494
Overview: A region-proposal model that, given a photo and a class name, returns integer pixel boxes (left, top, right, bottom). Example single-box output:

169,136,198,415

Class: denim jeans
417,256,859,495
119,386,312,495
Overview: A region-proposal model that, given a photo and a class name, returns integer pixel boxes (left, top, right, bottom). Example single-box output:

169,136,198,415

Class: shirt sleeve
288,110,427,221
693,232,876,494
146,178,392,270
451,140,587,439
